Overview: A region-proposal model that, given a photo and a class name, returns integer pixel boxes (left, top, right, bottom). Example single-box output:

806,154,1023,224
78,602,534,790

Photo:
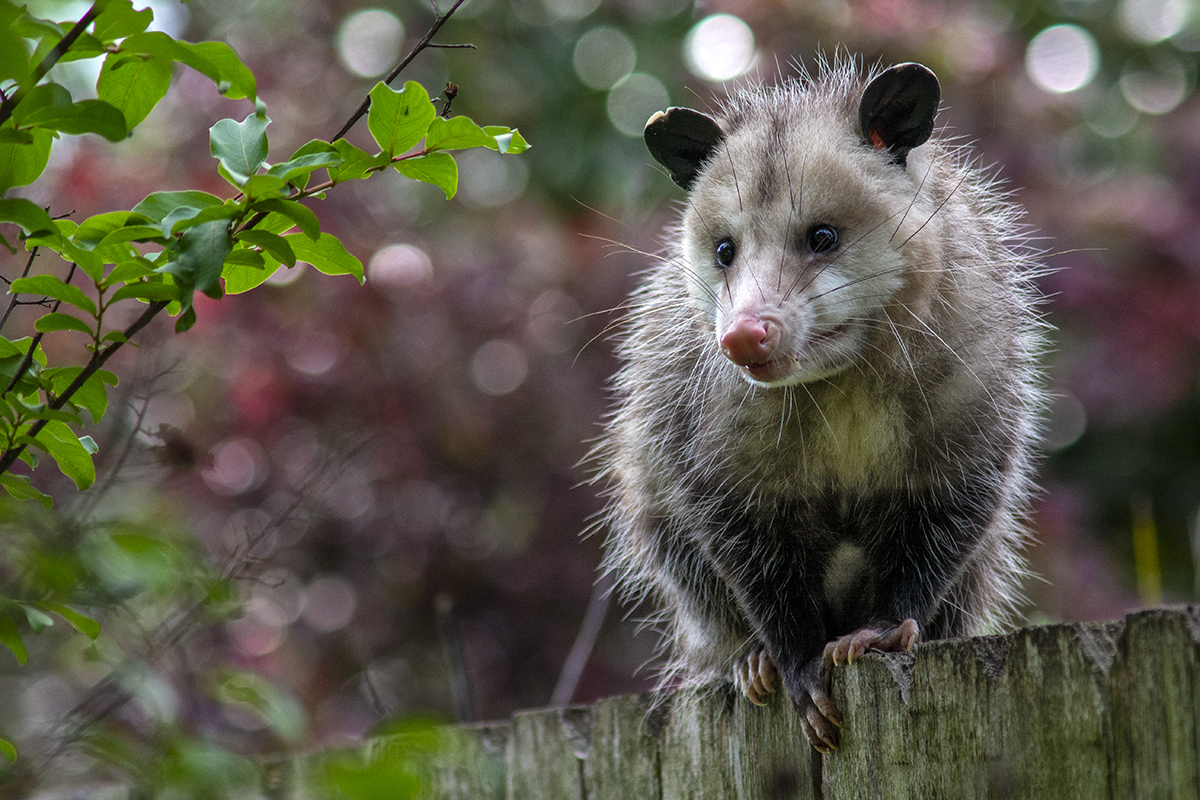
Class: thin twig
551,571,613,707
0,3,103,127
0,0,475,480
27,436,365,781
328,0,472,142
436,592,477,722
0,247,40,332
0,299,167,475
2,263,78,397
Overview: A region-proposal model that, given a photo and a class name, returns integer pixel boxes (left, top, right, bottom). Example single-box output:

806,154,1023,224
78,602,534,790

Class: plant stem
328,0,471,142
0,300,168,476
0,0,470,478
0,4,103,127
0,248,40,332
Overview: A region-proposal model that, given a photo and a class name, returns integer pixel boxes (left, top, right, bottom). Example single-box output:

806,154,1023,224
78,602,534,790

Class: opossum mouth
741,358,797,384
739,323,851,385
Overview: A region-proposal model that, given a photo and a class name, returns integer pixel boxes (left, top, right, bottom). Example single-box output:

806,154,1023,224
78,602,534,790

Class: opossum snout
720,315,780,366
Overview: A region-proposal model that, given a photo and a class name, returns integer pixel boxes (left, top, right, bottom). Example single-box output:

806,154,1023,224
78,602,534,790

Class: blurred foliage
1,0,1199,797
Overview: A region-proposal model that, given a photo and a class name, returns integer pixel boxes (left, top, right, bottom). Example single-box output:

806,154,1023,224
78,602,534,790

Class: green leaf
0,124,53,194
0,198,57,242
0,4,31,84
483,125,531,155
92,0,154,43
132,190,223,223
74,211,155,249
0,617,27,666
425,116,494,152
167,203,242,234
102,259,156,287
14,83,126,141
0,128,34,145
329,139,388,184
367,81,435,158
40,603,100,640
0,473,52,509
174,304,196,333
172,39,258,101
118,32,257,102
98,52,172,129
173,220,233,298
20,603,53,633
394,152,458,199
240,174,287,199
0,736,17,763
52,236,107,283
285,232,364,283
109,280,182,304
251,198,319,240
43,367,118,423
97,225,168,248
221,260,281,295
223,249,265,268
236,230,295,266
30,419,96,490
10,83,71,126
265,146,342,187
210,114,270,187
9,275,98,317
35,312,94,336
214,671,305,742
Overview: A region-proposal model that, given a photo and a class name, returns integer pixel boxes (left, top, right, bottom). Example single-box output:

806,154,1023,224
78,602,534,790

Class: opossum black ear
859,63,941,166
645,107,725,191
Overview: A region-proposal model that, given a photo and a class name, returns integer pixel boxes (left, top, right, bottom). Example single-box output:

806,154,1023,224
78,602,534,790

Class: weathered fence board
410,607,1200,800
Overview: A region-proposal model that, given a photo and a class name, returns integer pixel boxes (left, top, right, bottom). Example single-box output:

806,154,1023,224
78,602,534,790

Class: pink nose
720,316,779,366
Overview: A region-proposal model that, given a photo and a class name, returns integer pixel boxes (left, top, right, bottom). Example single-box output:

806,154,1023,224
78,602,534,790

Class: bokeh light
1118,0,1189,43
543,0,603,22
369,243,433,287
302,576,358,633
336,9,405,78
1025,24,1100,94
574,27,636,90
1120,54,1189,114
203,438,268,496
606,72,669,136
684,14,756,82
470,340,529,396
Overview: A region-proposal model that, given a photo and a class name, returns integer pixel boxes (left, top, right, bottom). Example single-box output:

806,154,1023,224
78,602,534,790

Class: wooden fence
277,606,1200,799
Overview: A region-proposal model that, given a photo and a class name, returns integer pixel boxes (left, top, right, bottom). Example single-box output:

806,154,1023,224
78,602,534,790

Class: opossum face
645,64,941,388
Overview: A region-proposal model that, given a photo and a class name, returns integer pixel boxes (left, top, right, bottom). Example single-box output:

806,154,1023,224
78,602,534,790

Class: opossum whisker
890,156,936,244
780,207,908,303
724,142,743,213
898,168,971,250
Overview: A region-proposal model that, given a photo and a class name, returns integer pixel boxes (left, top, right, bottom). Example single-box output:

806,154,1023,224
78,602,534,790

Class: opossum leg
791,653,841,753
733,644,777,706
825,618,920,665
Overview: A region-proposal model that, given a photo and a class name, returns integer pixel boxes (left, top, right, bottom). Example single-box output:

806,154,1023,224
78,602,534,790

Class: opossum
593,59,1045,752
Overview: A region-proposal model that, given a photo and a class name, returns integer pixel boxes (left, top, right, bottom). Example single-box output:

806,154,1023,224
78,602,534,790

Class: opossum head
645,63,942,388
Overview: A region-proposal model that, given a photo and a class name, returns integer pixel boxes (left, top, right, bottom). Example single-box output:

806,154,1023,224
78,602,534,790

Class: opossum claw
826,619,922,665
734,645,777,705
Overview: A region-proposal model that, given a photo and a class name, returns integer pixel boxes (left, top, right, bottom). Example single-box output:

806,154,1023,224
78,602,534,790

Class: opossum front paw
733,646,777,706
825,618,920,666
789,657,842,753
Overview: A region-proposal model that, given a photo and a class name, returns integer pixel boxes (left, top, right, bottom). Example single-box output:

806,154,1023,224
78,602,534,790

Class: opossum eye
715,238,737,268
806,224,840,254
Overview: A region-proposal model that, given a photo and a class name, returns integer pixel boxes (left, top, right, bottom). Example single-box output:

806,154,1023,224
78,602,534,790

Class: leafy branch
0,0,529,778
0,0,528,507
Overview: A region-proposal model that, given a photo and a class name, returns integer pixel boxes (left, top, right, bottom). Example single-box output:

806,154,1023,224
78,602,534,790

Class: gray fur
590,58,1047,711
